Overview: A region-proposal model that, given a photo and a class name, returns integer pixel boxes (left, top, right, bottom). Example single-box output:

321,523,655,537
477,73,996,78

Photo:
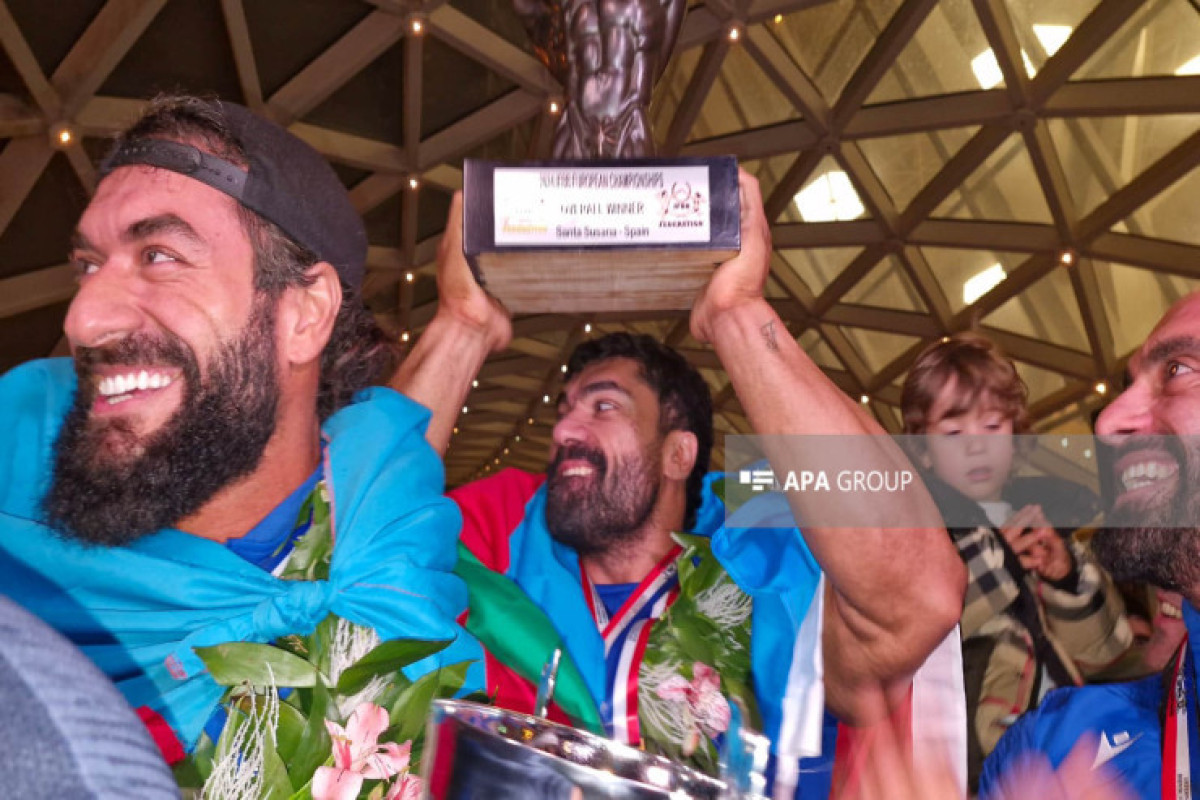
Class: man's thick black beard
544,441,661,557
44,300,281,547
1091,437,1200,593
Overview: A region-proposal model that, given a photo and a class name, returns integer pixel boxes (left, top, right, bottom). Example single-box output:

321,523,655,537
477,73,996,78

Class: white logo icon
1092,731,1141,769
738,469,776,492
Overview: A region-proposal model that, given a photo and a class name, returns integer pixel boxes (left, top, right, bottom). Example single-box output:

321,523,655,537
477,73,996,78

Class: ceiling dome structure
1,0,1198,485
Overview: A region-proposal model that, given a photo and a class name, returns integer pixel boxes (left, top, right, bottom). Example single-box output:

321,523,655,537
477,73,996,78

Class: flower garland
176,481,475,800
637,533,758,776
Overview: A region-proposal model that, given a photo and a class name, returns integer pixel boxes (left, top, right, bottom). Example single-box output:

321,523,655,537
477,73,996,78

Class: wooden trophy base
463,157,740,314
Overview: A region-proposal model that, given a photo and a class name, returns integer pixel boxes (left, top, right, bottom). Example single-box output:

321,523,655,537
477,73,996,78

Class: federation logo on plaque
659,181,706,228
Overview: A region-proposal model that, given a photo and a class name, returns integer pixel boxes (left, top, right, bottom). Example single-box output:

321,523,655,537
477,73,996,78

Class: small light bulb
774,13,783,23
400,331,410,342
408,177,419,190
727,26,740,41
860,394,870,404
411,18,424,34
1095,381,1107,395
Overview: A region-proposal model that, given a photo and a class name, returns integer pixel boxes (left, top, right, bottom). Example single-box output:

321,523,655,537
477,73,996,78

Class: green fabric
454,545,603,734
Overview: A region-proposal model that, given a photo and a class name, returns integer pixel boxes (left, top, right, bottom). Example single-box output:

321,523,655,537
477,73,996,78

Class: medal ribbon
581,545,683,744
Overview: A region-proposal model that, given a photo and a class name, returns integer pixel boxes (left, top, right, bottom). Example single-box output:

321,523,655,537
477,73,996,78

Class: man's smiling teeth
562,466,594,477
97,370,175,398
1121,461,1179,491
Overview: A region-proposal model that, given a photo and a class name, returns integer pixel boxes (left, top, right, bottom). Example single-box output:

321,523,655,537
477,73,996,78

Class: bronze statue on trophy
514,0,688,158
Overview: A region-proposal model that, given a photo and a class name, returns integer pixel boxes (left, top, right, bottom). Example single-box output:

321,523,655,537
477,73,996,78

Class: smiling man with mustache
981,296,1200,799
0,95,479,761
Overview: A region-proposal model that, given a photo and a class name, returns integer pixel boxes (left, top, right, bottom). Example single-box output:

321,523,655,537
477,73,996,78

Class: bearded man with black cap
0,95,479,761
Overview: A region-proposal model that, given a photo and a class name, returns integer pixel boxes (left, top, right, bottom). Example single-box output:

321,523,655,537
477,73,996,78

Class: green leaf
335,637,454,695
669,616,719,665
275,701,308,763
288,681,334,786
195,643,323,688
389,661,474,744
435,660,471,698
259,738,295,799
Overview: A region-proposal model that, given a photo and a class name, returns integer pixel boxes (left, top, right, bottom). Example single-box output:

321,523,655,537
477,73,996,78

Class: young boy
901,332,1130,792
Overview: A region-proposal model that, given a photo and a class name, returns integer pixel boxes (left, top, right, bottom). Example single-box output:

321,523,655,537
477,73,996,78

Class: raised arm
389,192,512,454
691,170,966,725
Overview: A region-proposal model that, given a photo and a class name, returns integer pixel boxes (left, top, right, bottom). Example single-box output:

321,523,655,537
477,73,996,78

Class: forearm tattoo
762,320,779,352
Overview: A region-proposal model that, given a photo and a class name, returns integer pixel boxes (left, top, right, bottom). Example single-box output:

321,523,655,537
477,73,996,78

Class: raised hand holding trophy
461,0,740,313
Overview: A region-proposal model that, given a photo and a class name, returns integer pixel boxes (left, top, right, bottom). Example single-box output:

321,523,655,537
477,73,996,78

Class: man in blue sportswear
0,95,477,760
981,291,1200,799
395,171,969,797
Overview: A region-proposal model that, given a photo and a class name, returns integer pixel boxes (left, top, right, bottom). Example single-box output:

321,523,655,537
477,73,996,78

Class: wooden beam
1028,0,1152,108
681,120,817,160
349,173,407,215
0,0,60,116
979,327,1095,380
418,90,544,169
268,12,406,125
771,219,885,248
909,219,1059,253
1087,233,1200,279
663,39,730,155
742,24,831,131
898,125,1010,230
52,0,169,118
1068,258,1116,374
0,137,54,236
844,90,1010,139
289,122,407,173
427,4,558,95
0,263,75,319
1047,76,1200,118
1078,129,1200,239
832,0,939,128
822,304,940,338
219,0,263,110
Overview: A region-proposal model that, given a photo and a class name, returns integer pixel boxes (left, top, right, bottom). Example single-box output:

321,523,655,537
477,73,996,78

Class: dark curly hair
565,333,713,530
107,95,398,419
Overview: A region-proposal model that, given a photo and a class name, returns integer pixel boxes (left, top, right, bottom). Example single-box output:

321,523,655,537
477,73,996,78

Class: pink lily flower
655,662,731,739
385,773,423,800
312,704,412,800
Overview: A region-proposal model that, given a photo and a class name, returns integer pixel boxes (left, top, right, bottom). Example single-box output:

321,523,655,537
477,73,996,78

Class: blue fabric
0,358,483,751
224,466,320,572
496,470,826,796
594,582,637,617
980,601,1200,799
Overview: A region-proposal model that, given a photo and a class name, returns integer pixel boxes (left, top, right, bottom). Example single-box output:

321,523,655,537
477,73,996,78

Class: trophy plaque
463,157,739,313
461,0,741,314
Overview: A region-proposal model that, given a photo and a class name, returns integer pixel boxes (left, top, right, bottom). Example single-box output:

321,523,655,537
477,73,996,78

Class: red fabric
449,469,545,573
451,469,572,725
135,705,186,765
830,688,914,800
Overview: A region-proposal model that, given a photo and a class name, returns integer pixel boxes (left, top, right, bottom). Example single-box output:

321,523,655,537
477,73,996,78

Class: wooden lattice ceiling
1,0,1199,485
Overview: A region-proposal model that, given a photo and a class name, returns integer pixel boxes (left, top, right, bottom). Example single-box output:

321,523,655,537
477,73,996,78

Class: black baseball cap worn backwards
99,100,367,290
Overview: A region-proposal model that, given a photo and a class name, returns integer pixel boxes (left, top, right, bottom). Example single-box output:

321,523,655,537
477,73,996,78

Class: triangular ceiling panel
1097,261,1200,358
5,0,106,81
1120,163,1200,247
920,246,1027,315
1013,360,1069,405
780,154,871,225
1005,0,1099,75
744,154,810,207
983,266,1089,351
774,0,903,104
839,326,922,373
866,0,991,105
245,0,370,98
687,36,801,142
858,127,978,210
842,254,928,312
1076,0,1200,81
932,133,1054,223
1049,115,1200,218
100,0,243,101
0,152,86,279
776,247,864,296
798,328,844,371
